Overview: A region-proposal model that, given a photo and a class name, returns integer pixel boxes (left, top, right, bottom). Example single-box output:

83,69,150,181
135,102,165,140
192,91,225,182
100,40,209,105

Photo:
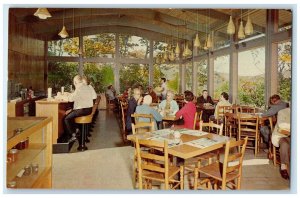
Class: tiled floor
53,109,290,191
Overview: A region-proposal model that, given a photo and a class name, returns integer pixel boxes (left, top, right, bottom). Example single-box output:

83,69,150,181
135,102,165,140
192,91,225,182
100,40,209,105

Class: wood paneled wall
8,11,45,91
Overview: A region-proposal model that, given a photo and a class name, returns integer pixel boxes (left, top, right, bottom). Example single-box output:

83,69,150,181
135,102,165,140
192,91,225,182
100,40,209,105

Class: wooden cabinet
6,117,53,189
36,99,73,144
7,96,45,117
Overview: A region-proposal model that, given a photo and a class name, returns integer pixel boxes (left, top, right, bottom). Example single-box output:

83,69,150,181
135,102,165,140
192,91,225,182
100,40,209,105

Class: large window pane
185,62,193,91
119,35,149,59
83,63,114,93
119,64,149,92
278,41,291,101
83,33,115,58
214,55,229,99
196,59,208,96
154,63,179,94
238,47,265,107
48,62,78,93
48,37,79,57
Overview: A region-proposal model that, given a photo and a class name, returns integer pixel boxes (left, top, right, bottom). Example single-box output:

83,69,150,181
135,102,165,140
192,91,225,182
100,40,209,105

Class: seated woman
174,91,196,129
158,90,179,116
210,92,231,123
135,95,163,130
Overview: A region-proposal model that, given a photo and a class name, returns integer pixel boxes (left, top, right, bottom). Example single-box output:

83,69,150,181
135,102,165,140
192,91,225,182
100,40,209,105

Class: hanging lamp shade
175,43,180,55
34,8,52,19
194,33,201,48
58,26,69,38
238,21,245,39
227,16,235,35
245,16,254,35
169,51,175,61
163,51,169,61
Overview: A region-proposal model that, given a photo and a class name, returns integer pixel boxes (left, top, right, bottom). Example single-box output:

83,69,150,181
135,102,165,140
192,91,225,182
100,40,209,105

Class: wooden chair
193,111,203,130
131,113,154,125
120,101,128,142
238,114,260,156
200,120,224,136
131,122,155,188
214,105,232,125
240,105,256,113
224,112,238,138
184,121,224,180
131,122,155,135
135,138,184,190
194,137,248,190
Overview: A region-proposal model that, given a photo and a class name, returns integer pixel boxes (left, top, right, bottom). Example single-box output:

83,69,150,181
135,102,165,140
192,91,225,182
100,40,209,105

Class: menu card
179,130,208,137
184,138,220,149
152,129,173,136
148,136,182,147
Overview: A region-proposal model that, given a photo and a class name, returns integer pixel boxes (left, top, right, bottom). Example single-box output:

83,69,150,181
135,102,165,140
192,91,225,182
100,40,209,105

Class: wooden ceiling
9,8,292,42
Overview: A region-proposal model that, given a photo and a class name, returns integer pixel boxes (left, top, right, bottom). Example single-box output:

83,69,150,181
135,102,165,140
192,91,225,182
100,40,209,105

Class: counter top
35,98,70,104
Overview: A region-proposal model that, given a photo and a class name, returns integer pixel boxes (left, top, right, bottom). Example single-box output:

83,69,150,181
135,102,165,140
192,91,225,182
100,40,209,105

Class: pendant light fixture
34,8,52,19
227,10,235,35
169,50,175,61
58,9,69,38
245,11,254,35
238,9,245,39
194,10,201,48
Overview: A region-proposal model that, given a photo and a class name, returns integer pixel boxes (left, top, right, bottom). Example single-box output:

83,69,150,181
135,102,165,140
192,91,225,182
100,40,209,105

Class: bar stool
74,114,93,151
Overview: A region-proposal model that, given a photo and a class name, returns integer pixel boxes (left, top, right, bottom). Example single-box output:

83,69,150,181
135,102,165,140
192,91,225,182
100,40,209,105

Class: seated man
135,95,163,130
197,90,215,122
126,88,143,133
82,76,97,102
271,107,290,180
260,94,288,145
197,89,214,107
64,75,94,141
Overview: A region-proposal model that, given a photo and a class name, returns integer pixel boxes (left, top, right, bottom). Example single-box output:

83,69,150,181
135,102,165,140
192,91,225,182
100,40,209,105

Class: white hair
73,75,82,86
143,95,152,105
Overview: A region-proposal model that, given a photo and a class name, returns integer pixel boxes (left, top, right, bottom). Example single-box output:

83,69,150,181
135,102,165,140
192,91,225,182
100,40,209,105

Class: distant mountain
214,72,265,88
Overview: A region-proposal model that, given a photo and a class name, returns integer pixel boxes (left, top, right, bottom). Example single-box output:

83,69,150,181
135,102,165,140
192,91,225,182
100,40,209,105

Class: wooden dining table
127,128,230,160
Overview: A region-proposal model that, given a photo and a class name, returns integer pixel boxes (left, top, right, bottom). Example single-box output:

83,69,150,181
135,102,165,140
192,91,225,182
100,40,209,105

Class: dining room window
277,41,291,102
83,33,115,58
119,34,149,59
214,54,229,99
195,59,208,96
83,62,114,93
238,47,265,107
47,61,78,93
119,63,149,92
48,37,79,57
184,61,193,91
154,63,179,94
